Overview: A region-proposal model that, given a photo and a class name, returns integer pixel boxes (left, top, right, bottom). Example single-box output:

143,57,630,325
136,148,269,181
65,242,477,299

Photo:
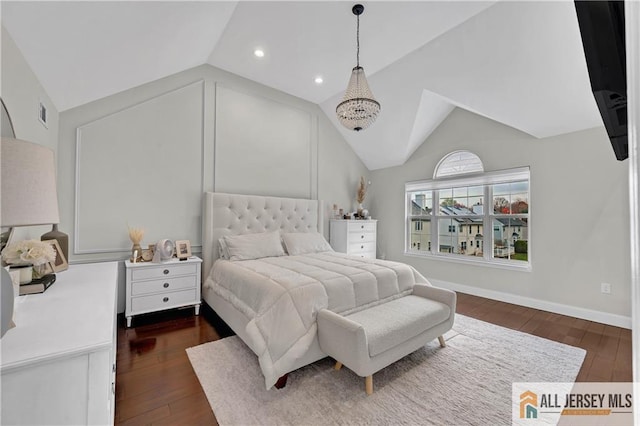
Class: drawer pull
361,235,364,239
163,269,170,275
163,297,169,303
361,245,364,249
163,283,169,288
361,225,364,229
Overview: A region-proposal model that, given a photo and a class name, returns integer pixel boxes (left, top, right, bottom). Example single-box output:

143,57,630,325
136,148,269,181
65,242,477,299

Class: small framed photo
175,240,192,260
43,239,68,272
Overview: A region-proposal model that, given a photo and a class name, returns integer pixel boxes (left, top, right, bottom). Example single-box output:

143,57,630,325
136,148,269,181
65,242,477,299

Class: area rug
186,315,586,425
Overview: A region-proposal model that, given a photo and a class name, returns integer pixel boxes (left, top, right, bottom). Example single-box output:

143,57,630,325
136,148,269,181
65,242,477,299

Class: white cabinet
1,262,118,426
330,219,377,259
125,256,202,327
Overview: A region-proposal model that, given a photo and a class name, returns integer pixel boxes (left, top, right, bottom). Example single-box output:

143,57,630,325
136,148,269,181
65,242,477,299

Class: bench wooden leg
365,376,373,395
438,335,446,347
334,361,343,370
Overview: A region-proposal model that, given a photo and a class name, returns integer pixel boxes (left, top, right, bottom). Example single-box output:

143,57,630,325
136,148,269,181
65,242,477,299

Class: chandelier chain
356,13,360,67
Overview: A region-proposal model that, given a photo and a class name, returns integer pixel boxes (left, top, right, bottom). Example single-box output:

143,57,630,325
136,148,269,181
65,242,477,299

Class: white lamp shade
1,138,60,227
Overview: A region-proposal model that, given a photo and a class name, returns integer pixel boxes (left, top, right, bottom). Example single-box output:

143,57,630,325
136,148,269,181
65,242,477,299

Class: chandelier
336,4,380,132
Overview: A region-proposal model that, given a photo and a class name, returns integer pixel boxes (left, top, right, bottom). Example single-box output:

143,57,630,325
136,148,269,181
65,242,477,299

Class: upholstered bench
317,284,456,395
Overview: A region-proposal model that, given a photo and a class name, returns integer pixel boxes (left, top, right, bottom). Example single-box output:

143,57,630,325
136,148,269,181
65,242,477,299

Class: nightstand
124,256,202,327
329,219,377,259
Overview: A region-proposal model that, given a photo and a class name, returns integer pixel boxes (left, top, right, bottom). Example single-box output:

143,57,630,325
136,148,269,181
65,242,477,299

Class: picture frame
43,239,68,272
175,240,192,260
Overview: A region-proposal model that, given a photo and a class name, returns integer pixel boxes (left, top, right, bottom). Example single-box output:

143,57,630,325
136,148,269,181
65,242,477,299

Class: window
405,151,530,269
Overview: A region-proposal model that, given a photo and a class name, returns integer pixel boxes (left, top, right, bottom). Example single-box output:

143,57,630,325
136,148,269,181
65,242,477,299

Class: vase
131,244,142,262
32,264,49,279
357,203,364,218
10,264,32,284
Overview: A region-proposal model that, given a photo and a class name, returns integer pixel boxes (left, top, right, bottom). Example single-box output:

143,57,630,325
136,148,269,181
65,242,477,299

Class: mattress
204,252,431,389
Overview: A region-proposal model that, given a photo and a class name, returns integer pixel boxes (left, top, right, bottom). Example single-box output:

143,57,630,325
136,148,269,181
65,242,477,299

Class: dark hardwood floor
114,293,633,425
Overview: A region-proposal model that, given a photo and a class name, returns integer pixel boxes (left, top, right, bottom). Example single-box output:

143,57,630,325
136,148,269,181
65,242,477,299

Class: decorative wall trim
213,82,315,199
74,80,205,254
430,278,632,329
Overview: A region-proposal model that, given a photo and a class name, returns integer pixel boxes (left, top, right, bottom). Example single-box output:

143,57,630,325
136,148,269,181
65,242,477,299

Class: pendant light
336,4,380,132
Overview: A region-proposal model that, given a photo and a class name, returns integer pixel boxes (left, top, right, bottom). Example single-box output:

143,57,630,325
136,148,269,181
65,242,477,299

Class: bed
201,192,435,389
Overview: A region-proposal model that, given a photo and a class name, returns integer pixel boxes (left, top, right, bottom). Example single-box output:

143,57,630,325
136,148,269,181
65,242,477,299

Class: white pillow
218,238,230,260
223,231,285,261
282,232,333,256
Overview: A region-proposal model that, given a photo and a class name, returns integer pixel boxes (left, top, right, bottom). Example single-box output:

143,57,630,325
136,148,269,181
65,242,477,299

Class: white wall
1,25,59,241
370,108,631,326
57,64,369,312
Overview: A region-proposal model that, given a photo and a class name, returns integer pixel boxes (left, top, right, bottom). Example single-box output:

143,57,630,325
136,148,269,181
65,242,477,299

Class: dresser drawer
131,289,197,313
352,251,376,259
131,275,197,296
347,231,376,244
347,222,376,233
131,263,197,281
348,241,376,254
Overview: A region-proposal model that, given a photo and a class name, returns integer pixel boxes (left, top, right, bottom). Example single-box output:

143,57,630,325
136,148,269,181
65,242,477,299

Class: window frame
405,166,531,271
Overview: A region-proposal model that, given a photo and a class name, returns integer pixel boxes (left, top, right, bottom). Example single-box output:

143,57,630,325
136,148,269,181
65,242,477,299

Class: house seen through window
405,151,530,269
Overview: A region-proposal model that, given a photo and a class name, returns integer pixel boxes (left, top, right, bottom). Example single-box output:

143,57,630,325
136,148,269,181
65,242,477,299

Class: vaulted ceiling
1,1,602,170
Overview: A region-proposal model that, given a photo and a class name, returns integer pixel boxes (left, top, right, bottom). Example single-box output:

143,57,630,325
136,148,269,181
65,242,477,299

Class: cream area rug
187,315,586,425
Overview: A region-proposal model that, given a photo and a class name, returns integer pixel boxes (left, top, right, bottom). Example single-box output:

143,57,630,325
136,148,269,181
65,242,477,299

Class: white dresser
124,256,202,327
329,219,377,259
1,262,118,426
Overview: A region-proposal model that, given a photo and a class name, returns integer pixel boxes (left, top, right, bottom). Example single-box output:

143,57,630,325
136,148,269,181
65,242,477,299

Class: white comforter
204,252,430,389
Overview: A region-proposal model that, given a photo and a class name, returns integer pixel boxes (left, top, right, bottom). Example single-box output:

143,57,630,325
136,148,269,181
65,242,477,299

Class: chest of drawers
1,262,118,425
124,256,202,327
329,219,377,259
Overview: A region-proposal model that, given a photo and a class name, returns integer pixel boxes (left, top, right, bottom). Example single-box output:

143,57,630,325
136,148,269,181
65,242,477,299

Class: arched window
434,150,484,179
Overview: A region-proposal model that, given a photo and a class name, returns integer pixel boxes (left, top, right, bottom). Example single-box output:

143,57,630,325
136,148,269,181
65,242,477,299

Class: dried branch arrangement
128,226,144,244
356,176,367,204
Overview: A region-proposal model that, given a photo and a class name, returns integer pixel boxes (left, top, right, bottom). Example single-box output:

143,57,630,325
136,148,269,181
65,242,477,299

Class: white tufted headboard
202,192,324,277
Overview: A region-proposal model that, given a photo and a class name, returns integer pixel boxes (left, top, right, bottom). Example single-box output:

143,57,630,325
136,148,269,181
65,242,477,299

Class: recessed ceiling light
254,49,265,58
314,76,324,84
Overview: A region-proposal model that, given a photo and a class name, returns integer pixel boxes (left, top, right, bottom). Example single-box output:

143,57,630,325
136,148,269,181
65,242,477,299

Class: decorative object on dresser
2,239,57,283
41,238,68,272
19,273,56,295
152,238,175,263
128,226,145,262
1,262,118,425
124,256,202,327
355,175,367,217
40,224,69,262
175,239,192,260
329,219,377,258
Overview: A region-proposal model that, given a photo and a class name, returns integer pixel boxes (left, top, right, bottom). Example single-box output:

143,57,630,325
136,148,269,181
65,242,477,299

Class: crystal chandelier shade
336,4,380,132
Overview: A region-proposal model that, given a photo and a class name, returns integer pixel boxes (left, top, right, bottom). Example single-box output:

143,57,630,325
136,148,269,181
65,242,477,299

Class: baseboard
430,278,632,329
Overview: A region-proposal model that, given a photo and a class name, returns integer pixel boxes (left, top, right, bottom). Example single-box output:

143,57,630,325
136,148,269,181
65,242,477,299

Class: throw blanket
204,252,430,389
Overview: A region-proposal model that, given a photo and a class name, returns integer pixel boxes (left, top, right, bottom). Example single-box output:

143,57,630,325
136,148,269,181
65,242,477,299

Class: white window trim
404,167,531,272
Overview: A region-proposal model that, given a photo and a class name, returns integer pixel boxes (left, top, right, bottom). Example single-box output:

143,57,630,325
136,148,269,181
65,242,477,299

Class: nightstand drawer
131,289,197,313
131,263,197,281
131,275,197,296
349,242,376,254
